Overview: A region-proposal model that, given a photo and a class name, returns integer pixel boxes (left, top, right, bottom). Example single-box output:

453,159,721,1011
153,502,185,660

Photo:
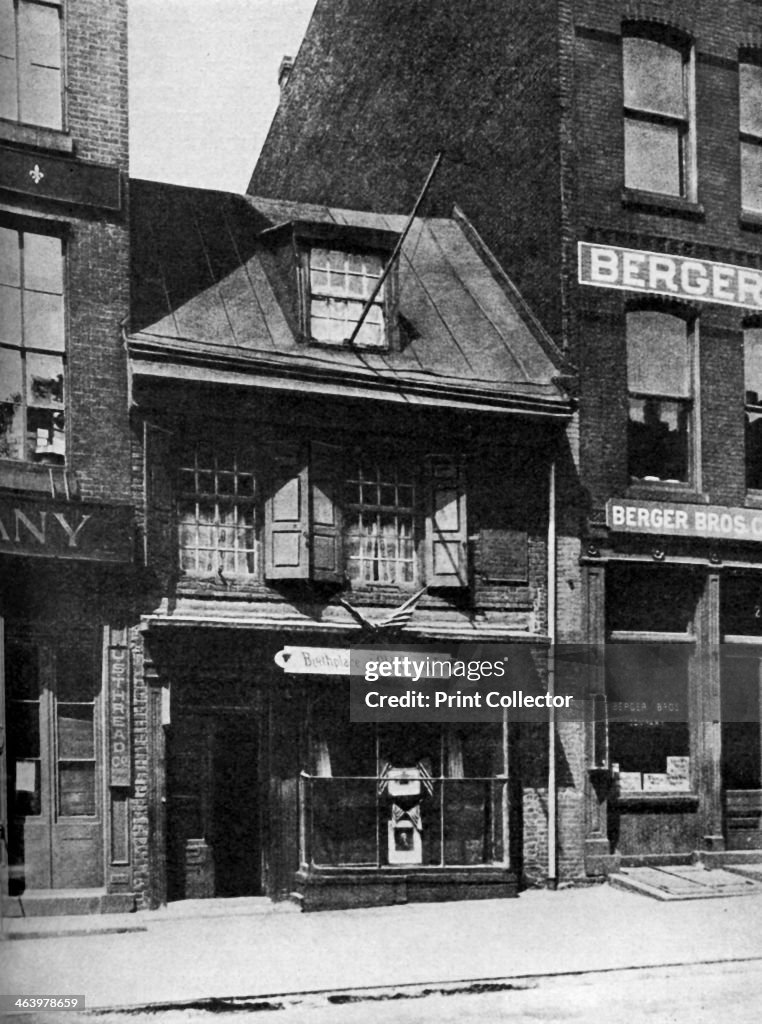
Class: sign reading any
274,646,350,675
0,495,132,562
607,499,762,542
578,241,762,311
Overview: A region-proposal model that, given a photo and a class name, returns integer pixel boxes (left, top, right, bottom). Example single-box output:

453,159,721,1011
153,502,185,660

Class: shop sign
0,494,133,562
0,145,121,210
109,645,131,787
578,241,762,311
274,646,350,675
607,498,762,542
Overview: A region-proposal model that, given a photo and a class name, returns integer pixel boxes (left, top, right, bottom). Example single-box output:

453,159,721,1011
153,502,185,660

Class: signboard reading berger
607,498,762,542
578,241,762,310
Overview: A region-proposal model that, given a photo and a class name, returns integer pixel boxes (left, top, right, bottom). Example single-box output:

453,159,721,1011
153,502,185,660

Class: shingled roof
128,180,572,417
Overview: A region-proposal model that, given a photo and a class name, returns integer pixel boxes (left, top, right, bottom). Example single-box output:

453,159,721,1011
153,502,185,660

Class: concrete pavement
1,884,762,1010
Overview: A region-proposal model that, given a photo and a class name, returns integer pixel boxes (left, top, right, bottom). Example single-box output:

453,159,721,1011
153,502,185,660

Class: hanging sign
274,646,350,675
579,241,762,311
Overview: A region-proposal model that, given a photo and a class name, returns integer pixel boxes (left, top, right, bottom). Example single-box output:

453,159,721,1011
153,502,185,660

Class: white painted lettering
622,251,645,288
680,260,709,296
14,510,46,545
737,269,762,308
712,265,736,301
590,247,619,283
52,512,91,548
648,256,678,292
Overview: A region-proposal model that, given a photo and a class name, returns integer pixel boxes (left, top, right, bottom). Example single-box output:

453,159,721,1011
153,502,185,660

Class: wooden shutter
144,421,175,578
425,455,468,588
265,441,309,579
310,441,344,583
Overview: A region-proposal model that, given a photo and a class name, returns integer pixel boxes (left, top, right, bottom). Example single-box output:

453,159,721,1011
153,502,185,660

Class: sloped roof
128,180,571,416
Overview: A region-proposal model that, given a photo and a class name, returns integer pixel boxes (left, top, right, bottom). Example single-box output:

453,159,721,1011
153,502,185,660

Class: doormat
609,864,762,900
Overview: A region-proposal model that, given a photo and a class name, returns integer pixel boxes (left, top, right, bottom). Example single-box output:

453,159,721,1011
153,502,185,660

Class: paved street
8,960,762,1024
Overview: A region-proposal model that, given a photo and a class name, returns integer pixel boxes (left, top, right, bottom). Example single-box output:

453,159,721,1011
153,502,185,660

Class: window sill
739,211,762,233
0,460,78,498
626,482,708,503
621,189,705,220
615,790,699,809
0,119,73,155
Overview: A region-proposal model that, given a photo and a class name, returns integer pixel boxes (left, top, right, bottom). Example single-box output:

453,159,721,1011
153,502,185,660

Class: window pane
19,61,61,128
8,703,40,758
623,37,685,119
0,347,24,459
57,647,97,701
0,0,16,59
58,704,95,759
741,140,762,212
20,1,61,68
745,328,762,404
628,396,690,482
7,644,39,699
0,227,20,287
740,63,762,138
24,232,63,294
26,406,65,461
0,285,22,345
58,763,96,816
0,56,17,119
627,311,690,397
26,350,64,406
625,118,682,195
23,290,65,350
746,411,762,490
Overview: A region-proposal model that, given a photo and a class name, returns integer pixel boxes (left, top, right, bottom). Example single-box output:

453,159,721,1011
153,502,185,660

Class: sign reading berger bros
607,499,762,542
579,241,762,310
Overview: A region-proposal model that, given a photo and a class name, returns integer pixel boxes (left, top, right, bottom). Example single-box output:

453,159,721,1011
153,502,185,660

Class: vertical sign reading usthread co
108,634,131,787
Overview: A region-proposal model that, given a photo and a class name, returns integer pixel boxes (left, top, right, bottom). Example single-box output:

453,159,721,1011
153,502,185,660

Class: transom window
740,61,762,213
627,310,694,484
745,327,762,490
177,443,257,575
0,225,65,463
345,462,417,584
0,0,63,129
623,32,693,198
309,247,386,348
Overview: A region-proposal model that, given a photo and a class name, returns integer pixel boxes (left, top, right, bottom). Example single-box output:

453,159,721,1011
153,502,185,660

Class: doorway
167,707,262,900
721,649,762,850
4,636,104,893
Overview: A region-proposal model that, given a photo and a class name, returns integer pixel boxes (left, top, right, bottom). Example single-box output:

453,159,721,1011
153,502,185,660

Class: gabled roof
128,180,572,417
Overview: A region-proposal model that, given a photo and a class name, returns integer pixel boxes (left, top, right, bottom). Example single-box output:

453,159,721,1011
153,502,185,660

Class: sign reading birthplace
274,646,350,675
607,498,762,542
0,494,133,562
578,241,762,311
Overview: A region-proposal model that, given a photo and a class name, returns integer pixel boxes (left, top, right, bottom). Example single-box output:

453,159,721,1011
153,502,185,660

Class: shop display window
302,690,505,868
606,565,698,794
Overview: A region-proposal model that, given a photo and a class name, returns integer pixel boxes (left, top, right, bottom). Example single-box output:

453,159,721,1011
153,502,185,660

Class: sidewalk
2,884,762,1010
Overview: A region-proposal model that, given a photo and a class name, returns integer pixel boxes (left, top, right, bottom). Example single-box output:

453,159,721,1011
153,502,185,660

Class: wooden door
722,651,762,849
5,636,103,893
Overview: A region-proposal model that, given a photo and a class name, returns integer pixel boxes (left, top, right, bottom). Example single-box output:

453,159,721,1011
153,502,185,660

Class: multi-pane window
627,310,694,484
177,443,257,575
345,462,417,584
56,646,96,817
0,0,63,129
745,327,762,490
623,32,693,198
309,247,386,348
0,225,65,463
740,61,762,213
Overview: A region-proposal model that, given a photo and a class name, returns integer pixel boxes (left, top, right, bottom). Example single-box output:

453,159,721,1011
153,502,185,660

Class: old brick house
251,0,762,874
126,182,573,909
0,0,135,915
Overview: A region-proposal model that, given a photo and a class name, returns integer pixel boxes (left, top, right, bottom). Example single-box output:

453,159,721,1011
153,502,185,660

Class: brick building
126,182,573,909
0,0,135,915
251,0,762,874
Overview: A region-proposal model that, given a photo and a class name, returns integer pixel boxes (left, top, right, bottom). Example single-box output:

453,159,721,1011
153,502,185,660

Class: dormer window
309,247,386,348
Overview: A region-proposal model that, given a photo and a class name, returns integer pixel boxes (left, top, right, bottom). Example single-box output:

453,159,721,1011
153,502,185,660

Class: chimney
278,56,294,93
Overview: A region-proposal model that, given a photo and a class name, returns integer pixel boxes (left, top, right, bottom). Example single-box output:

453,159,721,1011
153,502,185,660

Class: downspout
547,459,557,889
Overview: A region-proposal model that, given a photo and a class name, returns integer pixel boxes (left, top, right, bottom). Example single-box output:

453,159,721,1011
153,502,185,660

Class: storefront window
606,565,698,794
303,689,505,868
